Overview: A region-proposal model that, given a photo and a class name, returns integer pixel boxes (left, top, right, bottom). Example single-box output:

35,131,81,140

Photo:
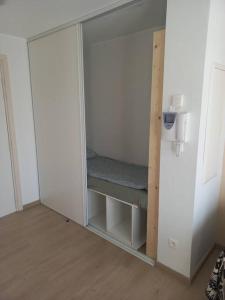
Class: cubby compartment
88,190,106,232
107,197,132,246
131,206,147,250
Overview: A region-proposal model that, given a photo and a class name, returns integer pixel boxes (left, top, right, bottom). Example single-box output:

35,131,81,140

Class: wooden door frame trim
0,55,23,211
146,30,165,259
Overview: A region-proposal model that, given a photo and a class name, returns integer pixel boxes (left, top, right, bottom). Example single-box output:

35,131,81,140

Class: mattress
87,156,148,190
87,176,148,209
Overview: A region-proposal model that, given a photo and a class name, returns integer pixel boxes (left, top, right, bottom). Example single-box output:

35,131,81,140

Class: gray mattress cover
87,176,148,209
87,156,148,190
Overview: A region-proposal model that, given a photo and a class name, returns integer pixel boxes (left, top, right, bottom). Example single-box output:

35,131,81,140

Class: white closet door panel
29,25,85,225
0,69,15,217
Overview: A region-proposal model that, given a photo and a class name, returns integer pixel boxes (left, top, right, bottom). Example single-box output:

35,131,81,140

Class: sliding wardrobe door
29,25,86,225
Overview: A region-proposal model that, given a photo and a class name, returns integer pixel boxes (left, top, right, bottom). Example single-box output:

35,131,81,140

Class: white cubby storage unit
88,190,147,250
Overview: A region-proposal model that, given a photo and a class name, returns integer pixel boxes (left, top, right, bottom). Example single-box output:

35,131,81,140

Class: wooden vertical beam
146,30,165,259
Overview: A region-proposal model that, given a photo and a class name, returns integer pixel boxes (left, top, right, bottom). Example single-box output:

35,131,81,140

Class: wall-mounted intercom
162,95,189,157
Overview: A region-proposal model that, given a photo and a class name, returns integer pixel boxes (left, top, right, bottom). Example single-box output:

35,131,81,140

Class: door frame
203,63,225,183
76,23,88,226
0,55,23,211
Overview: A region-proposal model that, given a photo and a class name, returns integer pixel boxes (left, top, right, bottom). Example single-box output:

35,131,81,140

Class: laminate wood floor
0,204,217,300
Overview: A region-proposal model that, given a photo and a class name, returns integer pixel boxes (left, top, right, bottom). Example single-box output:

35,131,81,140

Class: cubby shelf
89,213,106,232
108,219,131,246
87,189,146,250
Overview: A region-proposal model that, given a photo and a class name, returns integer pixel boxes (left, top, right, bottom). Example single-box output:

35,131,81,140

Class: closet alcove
83,0,166,259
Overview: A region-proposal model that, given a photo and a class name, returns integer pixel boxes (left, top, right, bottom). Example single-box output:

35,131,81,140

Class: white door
0,65,16,217
29,25,86,225
203,66,225,182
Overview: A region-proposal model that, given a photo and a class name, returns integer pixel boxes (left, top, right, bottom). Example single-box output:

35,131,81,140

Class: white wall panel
192,0,225,276
85,28,154,166
158,0,210,277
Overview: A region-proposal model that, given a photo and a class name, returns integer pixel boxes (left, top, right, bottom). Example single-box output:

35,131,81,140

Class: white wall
0,34,39,205
157,0,210,278
191,0,225,276
85,28,154,166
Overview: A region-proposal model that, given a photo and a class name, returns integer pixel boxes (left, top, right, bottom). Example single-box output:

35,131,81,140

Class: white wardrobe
29,25,86,225
29,1,166,261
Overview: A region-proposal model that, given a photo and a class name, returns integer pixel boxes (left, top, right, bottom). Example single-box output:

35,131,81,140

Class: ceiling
0,0,139,39
83,0,167,45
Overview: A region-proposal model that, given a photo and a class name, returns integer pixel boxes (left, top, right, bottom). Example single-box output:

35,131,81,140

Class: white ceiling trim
28,0,137,42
